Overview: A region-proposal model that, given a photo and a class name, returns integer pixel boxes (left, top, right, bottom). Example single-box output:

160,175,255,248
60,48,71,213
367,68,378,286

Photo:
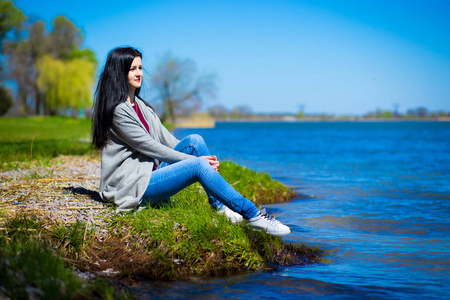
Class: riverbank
0,155,323,298
174,115,450,129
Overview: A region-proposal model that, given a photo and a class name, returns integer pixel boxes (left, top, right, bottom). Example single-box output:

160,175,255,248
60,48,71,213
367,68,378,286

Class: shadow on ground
63,187,106,203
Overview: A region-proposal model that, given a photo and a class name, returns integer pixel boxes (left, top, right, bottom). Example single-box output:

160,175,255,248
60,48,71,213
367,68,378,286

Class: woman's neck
127,88,135,105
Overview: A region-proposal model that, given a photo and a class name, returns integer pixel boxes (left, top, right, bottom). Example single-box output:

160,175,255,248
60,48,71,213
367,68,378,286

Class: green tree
36,55,95,116
48,16,82,60
0,0,26,52
70,48,97,64
0,0,26,112
382,110,393,118
297,104,305,119
151,53,217,124
297,111,305,119
3,14,96,116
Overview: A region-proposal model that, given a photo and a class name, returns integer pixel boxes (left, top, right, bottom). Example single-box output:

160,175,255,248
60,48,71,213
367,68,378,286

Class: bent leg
142,157,260,219
158,134,223,210
158,134,210,168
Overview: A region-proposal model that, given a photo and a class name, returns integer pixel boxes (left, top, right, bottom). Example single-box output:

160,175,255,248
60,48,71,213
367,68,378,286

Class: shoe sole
248,225,291,236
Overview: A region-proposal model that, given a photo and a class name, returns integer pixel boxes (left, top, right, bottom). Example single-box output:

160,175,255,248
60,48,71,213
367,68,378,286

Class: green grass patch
0,215,133,299
0,117,324,296
92,183,322,281
0,161,324,297
0,117,96,169
219,161,298,205
0,204,324,297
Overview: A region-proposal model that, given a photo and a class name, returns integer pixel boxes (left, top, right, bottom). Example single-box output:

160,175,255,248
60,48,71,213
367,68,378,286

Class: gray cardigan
99,98,194,212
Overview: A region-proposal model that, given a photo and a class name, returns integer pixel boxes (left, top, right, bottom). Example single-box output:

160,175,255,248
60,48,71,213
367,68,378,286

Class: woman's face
128,56,143,90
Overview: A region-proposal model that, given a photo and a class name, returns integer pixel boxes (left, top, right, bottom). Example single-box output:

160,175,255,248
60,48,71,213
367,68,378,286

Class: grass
220,161,298,205
0,171,324,298
0,116,96,169
0,160,325,298
98,185,323,281
0,117,325,297
1,183,323,291
0,117,176,170
0,214,133,299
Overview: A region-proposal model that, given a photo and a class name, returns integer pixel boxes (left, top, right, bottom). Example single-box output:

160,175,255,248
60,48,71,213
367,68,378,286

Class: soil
0,155,112,238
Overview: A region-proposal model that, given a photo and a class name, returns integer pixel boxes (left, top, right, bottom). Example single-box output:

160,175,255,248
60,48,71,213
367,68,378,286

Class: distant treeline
206,104,450,121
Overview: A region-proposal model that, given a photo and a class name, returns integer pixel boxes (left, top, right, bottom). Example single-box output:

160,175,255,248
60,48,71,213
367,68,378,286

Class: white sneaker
218,206,244,223
259,208,281,223
247,208,291,236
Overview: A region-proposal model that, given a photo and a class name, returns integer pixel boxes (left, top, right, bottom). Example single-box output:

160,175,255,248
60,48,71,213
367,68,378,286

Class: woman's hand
202,156,220,172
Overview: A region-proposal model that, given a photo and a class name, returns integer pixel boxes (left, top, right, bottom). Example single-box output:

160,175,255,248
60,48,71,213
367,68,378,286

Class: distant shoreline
215,117,450,123
175,116,450,128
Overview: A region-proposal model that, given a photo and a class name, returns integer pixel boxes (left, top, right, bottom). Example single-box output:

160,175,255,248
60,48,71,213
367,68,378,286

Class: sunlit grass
0,185,323,296
220,161,298,205
0,116,324,297
0,215,132,299
99,183,322,281
0,117,96,169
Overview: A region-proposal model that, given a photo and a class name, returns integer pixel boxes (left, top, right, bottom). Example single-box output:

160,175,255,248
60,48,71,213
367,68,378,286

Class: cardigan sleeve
111,105,193,164
148,108,180,149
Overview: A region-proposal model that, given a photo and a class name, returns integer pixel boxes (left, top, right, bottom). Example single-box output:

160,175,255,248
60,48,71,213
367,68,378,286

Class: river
135,121,449,299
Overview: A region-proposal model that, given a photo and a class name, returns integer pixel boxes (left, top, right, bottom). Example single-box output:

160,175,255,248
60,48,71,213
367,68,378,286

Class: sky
14,0,450,115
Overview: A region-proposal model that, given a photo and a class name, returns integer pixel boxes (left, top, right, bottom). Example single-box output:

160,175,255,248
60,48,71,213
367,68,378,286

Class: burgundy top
132,102,150,134
132,102,158,170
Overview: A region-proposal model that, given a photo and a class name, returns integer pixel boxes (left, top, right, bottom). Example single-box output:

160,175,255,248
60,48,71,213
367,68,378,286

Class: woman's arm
153,112,180,149
147,108,220,171
112,106,193,164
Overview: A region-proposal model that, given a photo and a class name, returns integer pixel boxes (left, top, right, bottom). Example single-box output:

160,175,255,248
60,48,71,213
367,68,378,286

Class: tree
407,107,429,118
382,110,393,118
151,53,217,123
29,20,47,114
0,0,26,52
3,40,32,114
3,20,47,114
231,105,253,119
0,85,12,115
3,14,96,116
48,16,82,60
297,105,306,119
208,104,229,119
70,48,97,64
0,0,26,100
36,55,95,115
416,107,428,118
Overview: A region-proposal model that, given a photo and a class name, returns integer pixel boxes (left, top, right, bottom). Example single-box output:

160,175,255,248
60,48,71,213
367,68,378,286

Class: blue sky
15,0,450,115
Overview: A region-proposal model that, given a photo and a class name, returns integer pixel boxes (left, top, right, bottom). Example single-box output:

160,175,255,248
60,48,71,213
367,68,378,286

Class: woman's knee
186,134,205,147
192,156,213,170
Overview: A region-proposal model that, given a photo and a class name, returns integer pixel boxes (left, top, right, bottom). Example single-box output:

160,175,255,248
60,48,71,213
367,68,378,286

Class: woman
92,46,290,236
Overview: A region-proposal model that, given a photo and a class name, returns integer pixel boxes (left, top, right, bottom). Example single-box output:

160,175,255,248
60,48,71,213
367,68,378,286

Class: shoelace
260,208,281,225
260,210,279,226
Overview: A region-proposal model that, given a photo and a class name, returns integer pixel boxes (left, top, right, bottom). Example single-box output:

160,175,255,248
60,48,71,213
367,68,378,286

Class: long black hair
92,47,142,149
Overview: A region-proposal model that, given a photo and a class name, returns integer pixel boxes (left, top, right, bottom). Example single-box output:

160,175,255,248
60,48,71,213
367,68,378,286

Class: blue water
138,121,450,299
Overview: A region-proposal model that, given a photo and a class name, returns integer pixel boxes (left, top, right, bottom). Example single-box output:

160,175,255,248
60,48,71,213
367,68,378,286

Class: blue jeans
141,134,260,219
